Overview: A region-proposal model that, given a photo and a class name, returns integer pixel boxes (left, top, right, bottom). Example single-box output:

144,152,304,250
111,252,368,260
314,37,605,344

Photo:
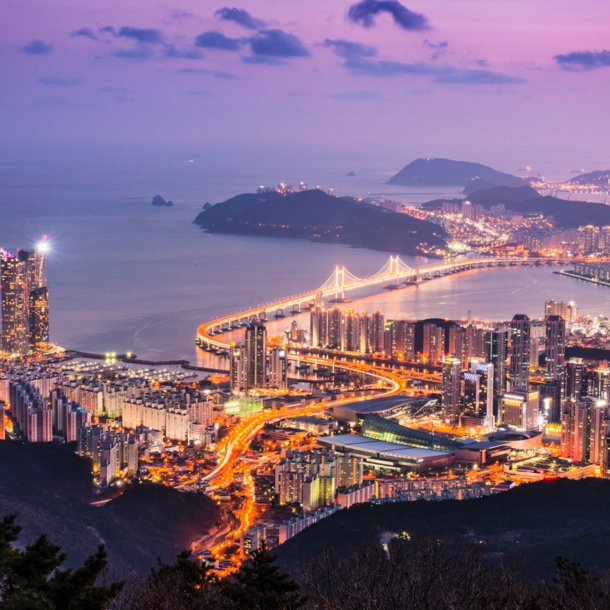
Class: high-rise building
441,356,461,420
485,326,508,408
368,310,384,354
268,346,288,390
28,287,49,353
344,308,361,352
383,319,415,360
502,389,540,431
462,359,494,427
244,318,267,390
1,252,28,354
327,307,343,349
566,358,584,401
588,399,610,465
560,399,588,462
545,300,577,323
1,243,48,355
510,314,530,390
423,323,445,363
545,315,566,399
229,343,246,392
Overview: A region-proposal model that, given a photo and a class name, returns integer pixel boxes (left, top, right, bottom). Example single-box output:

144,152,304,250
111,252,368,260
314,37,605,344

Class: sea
1,142,610,367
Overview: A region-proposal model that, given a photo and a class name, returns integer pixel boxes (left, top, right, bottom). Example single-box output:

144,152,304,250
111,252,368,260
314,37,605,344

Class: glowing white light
37,241,49,254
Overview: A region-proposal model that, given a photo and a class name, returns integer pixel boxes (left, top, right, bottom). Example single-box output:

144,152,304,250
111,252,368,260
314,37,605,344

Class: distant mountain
568,170,610,187
467,185,541,206
387,158,525,188
152,194,174,206
0,440,220,571
462,177,498,195
276,479,610,577
194,189,447,256
420,186,609,228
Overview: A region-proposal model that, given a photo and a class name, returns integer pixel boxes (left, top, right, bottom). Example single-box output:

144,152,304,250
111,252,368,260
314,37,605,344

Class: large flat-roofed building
333,396,438,425
482,429,543,450
454,441,510,466
361,414,463,453
317,434,454,473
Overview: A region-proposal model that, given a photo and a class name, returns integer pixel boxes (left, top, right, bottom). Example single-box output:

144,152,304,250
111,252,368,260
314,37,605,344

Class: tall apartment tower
441,356,461,421
1,243,48,355
29,287,50,353
244,319,267,390
485,326,508,407
268,346,288,390
510,314,530,390
566,358,584,401
545,315,566,399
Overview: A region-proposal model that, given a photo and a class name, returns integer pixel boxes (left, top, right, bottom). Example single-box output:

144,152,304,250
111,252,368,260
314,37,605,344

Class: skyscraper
244,318,267,390
1,242,48,355
485,326,508,408
28,286,49,353
1,252,28,354
566,358,584,401
268,346,288,390
510,314,530,390
545,315,566,399
441,356,461,421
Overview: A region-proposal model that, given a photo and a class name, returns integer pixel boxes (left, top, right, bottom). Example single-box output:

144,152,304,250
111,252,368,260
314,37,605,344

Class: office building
485,326,508,407
561,399,588,462
566,358,584,401
545,315,566,399
510,314,530,390
462,359,494,427
441,356,461,420
244,318,267,390
502,389,540,431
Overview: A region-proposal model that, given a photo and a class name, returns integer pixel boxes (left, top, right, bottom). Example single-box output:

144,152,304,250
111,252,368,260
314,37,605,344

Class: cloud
328,90,383,100
321,38,376,59
194,31,241,50
116,27,163,44
347,0,428,31
241,55,284,65
113,46,155,60
71,28,98,41
19,40,53,55
214,7,265,30
246,29,309,58
434,69,524,85
423,39,447,59
342,57,525,84
37,76,83,86
170,9,194,22
553,50,610,71
176,68,237,78
162,45,203,59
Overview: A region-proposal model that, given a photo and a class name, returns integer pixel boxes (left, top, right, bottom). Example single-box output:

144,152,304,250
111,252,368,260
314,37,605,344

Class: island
151,194,174,206
193,188,447,256
387,158,526,190
568,169,610,188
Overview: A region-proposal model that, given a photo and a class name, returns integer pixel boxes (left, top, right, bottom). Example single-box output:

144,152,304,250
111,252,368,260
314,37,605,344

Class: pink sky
2,0,609,169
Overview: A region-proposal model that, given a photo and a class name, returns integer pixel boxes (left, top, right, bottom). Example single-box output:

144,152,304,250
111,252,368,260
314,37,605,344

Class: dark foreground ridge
275,478,610,577
387,157,525,189
0,440,220,571
194,189,446,256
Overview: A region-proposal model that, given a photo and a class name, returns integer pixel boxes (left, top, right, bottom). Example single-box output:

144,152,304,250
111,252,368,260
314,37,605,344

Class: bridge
197,255,572,350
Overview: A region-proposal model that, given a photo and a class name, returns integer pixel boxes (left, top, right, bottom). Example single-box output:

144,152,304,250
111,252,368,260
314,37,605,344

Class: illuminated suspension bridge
197,255,571,349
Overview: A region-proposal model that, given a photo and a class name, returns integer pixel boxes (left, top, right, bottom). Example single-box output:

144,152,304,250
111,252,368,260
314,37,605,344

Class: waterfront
2,144,610,363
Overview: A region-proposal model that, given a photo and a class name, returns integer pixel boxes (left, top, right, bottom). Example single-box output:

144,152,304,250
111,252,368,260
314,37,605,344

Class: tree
0,514,123,610
221,543,304,610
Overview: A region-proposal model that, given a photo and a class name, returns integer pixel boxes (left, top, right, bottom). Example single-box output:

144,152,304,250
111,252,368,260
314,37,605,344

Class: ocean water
1,143,609,363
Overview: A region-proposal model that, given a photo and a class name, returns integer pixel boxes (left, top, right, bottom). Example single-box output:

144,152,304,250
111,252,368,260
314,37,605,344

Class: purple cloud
321,38,376,59
71,28,98,41
195,31,241,50
553,50,610,71
19,40,53,55
214,7,265,30
38,76,82,86
347,0,428,31
116,27,163,44
423,39,447,59
246,29,309,58
162,45,203,59
113,46,155,60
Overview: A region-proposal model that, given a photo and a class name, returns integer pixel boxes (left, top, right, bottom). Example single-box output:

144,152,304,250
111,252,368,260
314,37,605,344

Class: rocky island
193,188,446,256
151,194,174,206
388,157,526,192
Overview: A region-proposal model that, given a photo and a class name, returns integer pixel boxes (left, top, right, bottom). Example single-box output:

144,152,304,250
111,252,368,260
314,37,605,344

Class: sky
2,0,610,168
